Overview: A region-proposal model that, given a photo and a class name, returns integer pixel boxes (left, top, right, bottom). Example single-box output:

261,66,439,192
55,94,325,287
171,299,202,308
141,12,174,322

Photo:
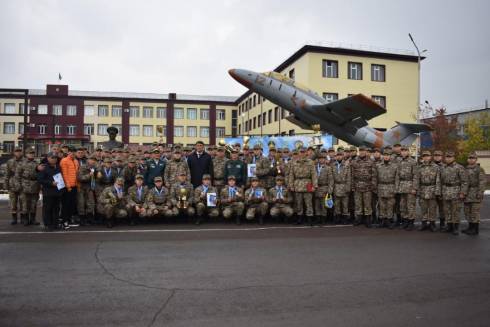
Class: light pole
408,33,427,160
241,113,245,136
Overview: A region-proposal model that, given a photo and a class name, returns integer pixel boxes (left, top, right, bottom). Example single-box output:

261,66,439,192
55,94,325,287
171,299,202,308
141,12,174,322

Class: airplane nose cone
228,69,238,80
228,68,253,88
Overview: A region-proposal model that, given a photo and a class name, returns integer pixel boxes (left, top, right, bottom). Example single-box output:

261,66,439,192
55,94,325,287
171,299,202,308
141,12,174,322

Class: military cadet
314,153,334,224
241,145,252,164
15,149,41,226
252,144,272,188
194,174,219,225
77,156,98,225
224,149,247,187
268,175,294,223
208,145,217,159
164,149,190,188
462,152,486,235
145,149,166,188
220,176,245,224
96,158,116,197
94,148,103,163
349,146,358,162
170,172,195,218
440,151,468,235
244,177,268,224
97,176,127,228
212,147,228,194
122,156,138,190
266,147,280,189
113,157,125,178
5,147,24,225
331,151,351,225
288,147,317,225
392,143,402,162
145,176,173,219
396,146,419,231
350,146,377,227
432,150,446,229
126,174,149,225
416,151,441,232
375,149,398,229
137,157,147,176
327,148,335,162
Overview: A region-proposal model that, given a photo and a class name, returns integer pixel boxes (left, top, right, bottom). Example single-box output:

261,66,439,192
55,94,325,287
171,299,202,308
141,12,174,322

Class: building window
258,115,262,128
129,106,140,118
143,125,153,137
4,103,16,114
268,109,272,124
51,105,62,116
289,69,295,80
54,125,61,135
253,117,256,129
262,113,267,126
129,125,140,136
348,62,362,80
323,60,338,78
323,93,339,103
187,126,197,137
67,125,76,135
187,108,197,120
38,124,47,134
112,106,122,117
217,127,225,137
18,123,24,134
84,124,94,135
98,124,108,135
371,64,386,82
19,103,25,114
37,105,48,115
3,141,14,153
156,126,166,137
156,107,166,119
98,105,109,117
84,105,95,116
200,109,209,120
200,127,209,138
67,105,77,116
174,126,184,137
174,108,184,119
3,122,15,134
217,109,226,120
274,107,279,121
372,95,386,108
143,107,153,118
112,124,121,133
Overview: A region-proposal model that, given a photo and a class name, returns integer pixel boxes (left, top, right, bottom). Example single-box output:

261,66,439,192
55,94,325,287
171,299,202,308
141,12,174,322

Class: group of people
4,136,486,236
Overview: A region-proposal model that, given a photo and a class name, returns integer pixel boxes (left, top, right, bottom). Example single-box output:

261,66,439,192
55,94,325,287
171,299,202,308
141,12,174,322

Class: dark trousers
61,188,77,222
43,195,61,228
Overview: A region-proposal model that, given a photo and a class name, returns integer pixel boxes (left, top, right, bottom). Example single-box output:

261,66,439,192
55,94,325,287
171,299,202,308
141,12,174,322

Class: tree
425,107,458,153
457,112,490,163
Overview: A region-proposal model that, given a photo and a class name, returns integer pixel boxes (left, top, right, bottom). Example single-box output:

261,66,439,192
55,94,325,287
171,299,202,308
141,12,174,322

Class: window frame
348,62,363,80
322,60,339,78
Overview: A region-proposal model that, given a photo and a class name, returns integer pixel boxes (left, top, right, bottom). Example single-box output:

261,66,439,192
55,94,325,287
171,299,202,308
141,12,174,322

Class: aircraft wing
311,94,386,128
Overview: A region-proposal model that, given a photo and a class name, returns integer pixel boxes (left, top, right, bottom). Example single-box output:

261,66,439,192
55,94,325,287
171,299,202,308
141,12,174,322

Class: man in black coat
187,141,214,188
37,152,63,231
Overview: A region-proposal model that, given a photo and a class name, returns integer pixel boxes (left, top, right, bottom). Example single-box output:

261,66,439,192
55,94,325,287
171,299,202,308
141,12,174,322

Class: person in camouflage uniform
122,156,138,190
396,146,419,231
220,176,245,224
266,148,280,189
126,174,149,225
250,144,271,188
440,151,468,235
462,152,486,235
288,148,318,225
16,149,40,226
244,177,269,224
314,153,334,224
170,172,195,218
77,156,98,225
279,147,292,184
113,157,125,178
268,175,294,222
96,176,127,228
5,147,24,225
416,151,441,232
164,149,190,189
145,176,173,219
331,151,351,224
432,150,446,229
224,149,247,187
194,174,219,225
350,146,377,227
96,158,116,197
212,147,228,195
375,149,398,229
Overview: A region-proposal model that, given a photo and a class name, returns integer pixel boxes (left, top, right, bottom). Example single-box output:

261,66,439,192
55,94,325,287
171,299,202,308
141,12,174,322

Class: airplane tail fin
385,122,433,146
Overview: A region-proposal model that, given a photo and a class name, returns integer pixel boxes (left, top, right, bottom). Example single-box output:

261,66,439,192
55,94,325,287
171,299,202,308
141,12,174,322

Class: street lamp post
408,33,427,160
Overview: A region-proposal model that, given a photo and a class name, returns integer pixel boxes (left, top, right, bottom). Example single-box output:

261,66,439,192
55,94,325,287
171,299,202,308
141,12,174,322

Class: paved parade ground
1,198,490,327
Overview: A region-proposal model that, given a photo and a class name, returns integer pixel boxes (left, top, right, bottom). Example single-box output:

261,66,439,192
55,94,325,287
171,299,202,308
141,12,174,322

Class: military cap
433,150,443,156
217,147,225,152
320,148,327,153
103,149,111,153
174,149,182,154
227,175,236,180
243,145,250,150
47,151,58,158
107,126,119,134
115,156,123,162
135,174,144,180
128,156,137,163
231,149,238,153
275,175,285,181
183,146,192,152
328,148,335,152
292,150,299,155
26,148,35,154
253,144,262,150
196,140,205,145
383,149,392,155
282,147,290,152
349,146,357,151
307,146,315,151
358,146,368,151
337,146,345,152
202,174,211,180
178,171,187,176
468,152,478,159
208,145,217,150
88,155,98,160
367,148,374,153
103,158,113,163
95,148,103,152
114,177,124,184
269,147,277,152
422,151,431,157
14,146,22,152
336,151,344,155
154,176,163,182
385,145,392,150
143,150,150,154
152,148,160,153
299,147,306,152
250,176,259,182
445,151,455,157
393,143,401,147
401,145,409,151
374,148,381,153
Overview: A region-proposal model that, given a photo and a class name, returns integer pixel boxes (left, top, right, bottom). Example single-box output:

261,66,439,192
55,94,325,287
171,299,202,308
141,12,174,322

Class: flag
58,73,62,81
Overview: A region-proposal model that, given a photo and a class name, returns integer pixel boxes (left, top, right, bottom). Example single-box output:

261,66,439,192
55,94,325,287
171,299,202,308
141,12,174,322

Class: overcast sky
1,0,489,112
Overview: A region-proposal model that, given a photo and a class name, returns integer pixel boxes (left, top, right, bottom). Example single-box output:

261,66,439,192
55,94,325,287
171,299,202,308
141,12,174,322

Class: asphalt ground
1,198,490,327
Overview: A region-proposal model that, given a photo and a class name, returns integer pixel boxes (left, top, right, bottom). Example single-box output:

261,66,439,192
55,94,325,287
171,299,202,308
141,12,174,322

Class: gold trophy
156,126,164,144
177,188,188,209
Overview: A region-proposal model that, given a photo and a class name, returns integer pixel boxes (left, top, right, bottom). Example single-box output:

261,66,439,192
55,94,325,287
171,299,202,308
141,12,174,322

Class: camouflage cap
217,147,225,152
250,176,259,182
336,151,344,155
468,152,478,159
173,148,182,154
374,148,381,153
26,148,35,154
103,158,113,163
358,146,368,151
178,171,187,176
383,149,392,155
422,151,431,157
202,174,211,180
253,144,262,150
135,174,144,180
227,175,236,180
292,150,299,155
275,175,285,181
328,148,335,152
401,145,409,151
128,156,137,163
183,146,192,152
230,149,238,153
337,146,345,152
242,145,250,150
154,176,163,182
320,148,327,153
445,151,455,157
307,146,315,151
115,156,123,162
299,147,307,152
393,143,401,147
269,147,277,152
152,148,160,153
349,146,357,151
282,147,290,152
433,150,443,156
115,176,124,183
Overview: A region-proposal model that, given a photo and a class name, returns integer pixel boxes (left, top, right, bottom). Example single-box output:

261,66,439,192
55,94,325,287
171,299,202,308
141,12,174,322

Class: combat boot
365,215,372,228
406,220,414,231
353,216,362,226
429,221,438,232
439,218,446,232
21,214,29,226
452,223,459,235
295,215,303,225
87,213,95,225
30,214,40,225
443,222,453,233
106,219,113,228
306,215,313,226
462,223,472,234
468,223,479,235
194,216,202,225
236,215,241,225
79,215,87,226
259,216,264,225
419,221,429,231
10,214,18,225
402,219,410,229
388,219,396,229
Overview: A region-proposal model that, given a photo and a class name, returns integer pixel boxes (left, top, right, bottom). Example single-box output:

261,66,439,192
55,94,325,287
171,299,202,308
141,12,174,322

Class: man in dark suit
187,141,214,188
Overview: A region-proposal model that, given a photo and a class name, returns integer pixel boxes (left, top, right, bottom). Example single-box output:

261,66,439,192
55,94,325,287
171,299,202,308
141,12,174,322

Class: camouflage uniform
244,185,268,223
254,155,272,188
417,158,441,231
77,161,97,219
145,186,173,218
170,181,195,217
288,156,317,221
126,184,149,218
314,162,334,220
463,159,486,235
16,157,40,219
375,159,398,227
440,155,468,234
212,156,228,194
164,158,190,188
96,164,117,197
350,155,377,224
5,155,23,221
331,159,351,222
96,185,128,221
396,156,419,229
268,181,294,220
122,164,138,190
194,184,220,219
433,157,446,225
220,185,245,222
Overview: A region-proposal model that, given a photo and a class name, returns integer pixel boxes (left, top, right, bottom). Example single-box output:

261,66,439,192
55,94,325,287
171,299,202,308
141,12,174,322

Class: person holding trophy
194,174,219,225
170,171,195,219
